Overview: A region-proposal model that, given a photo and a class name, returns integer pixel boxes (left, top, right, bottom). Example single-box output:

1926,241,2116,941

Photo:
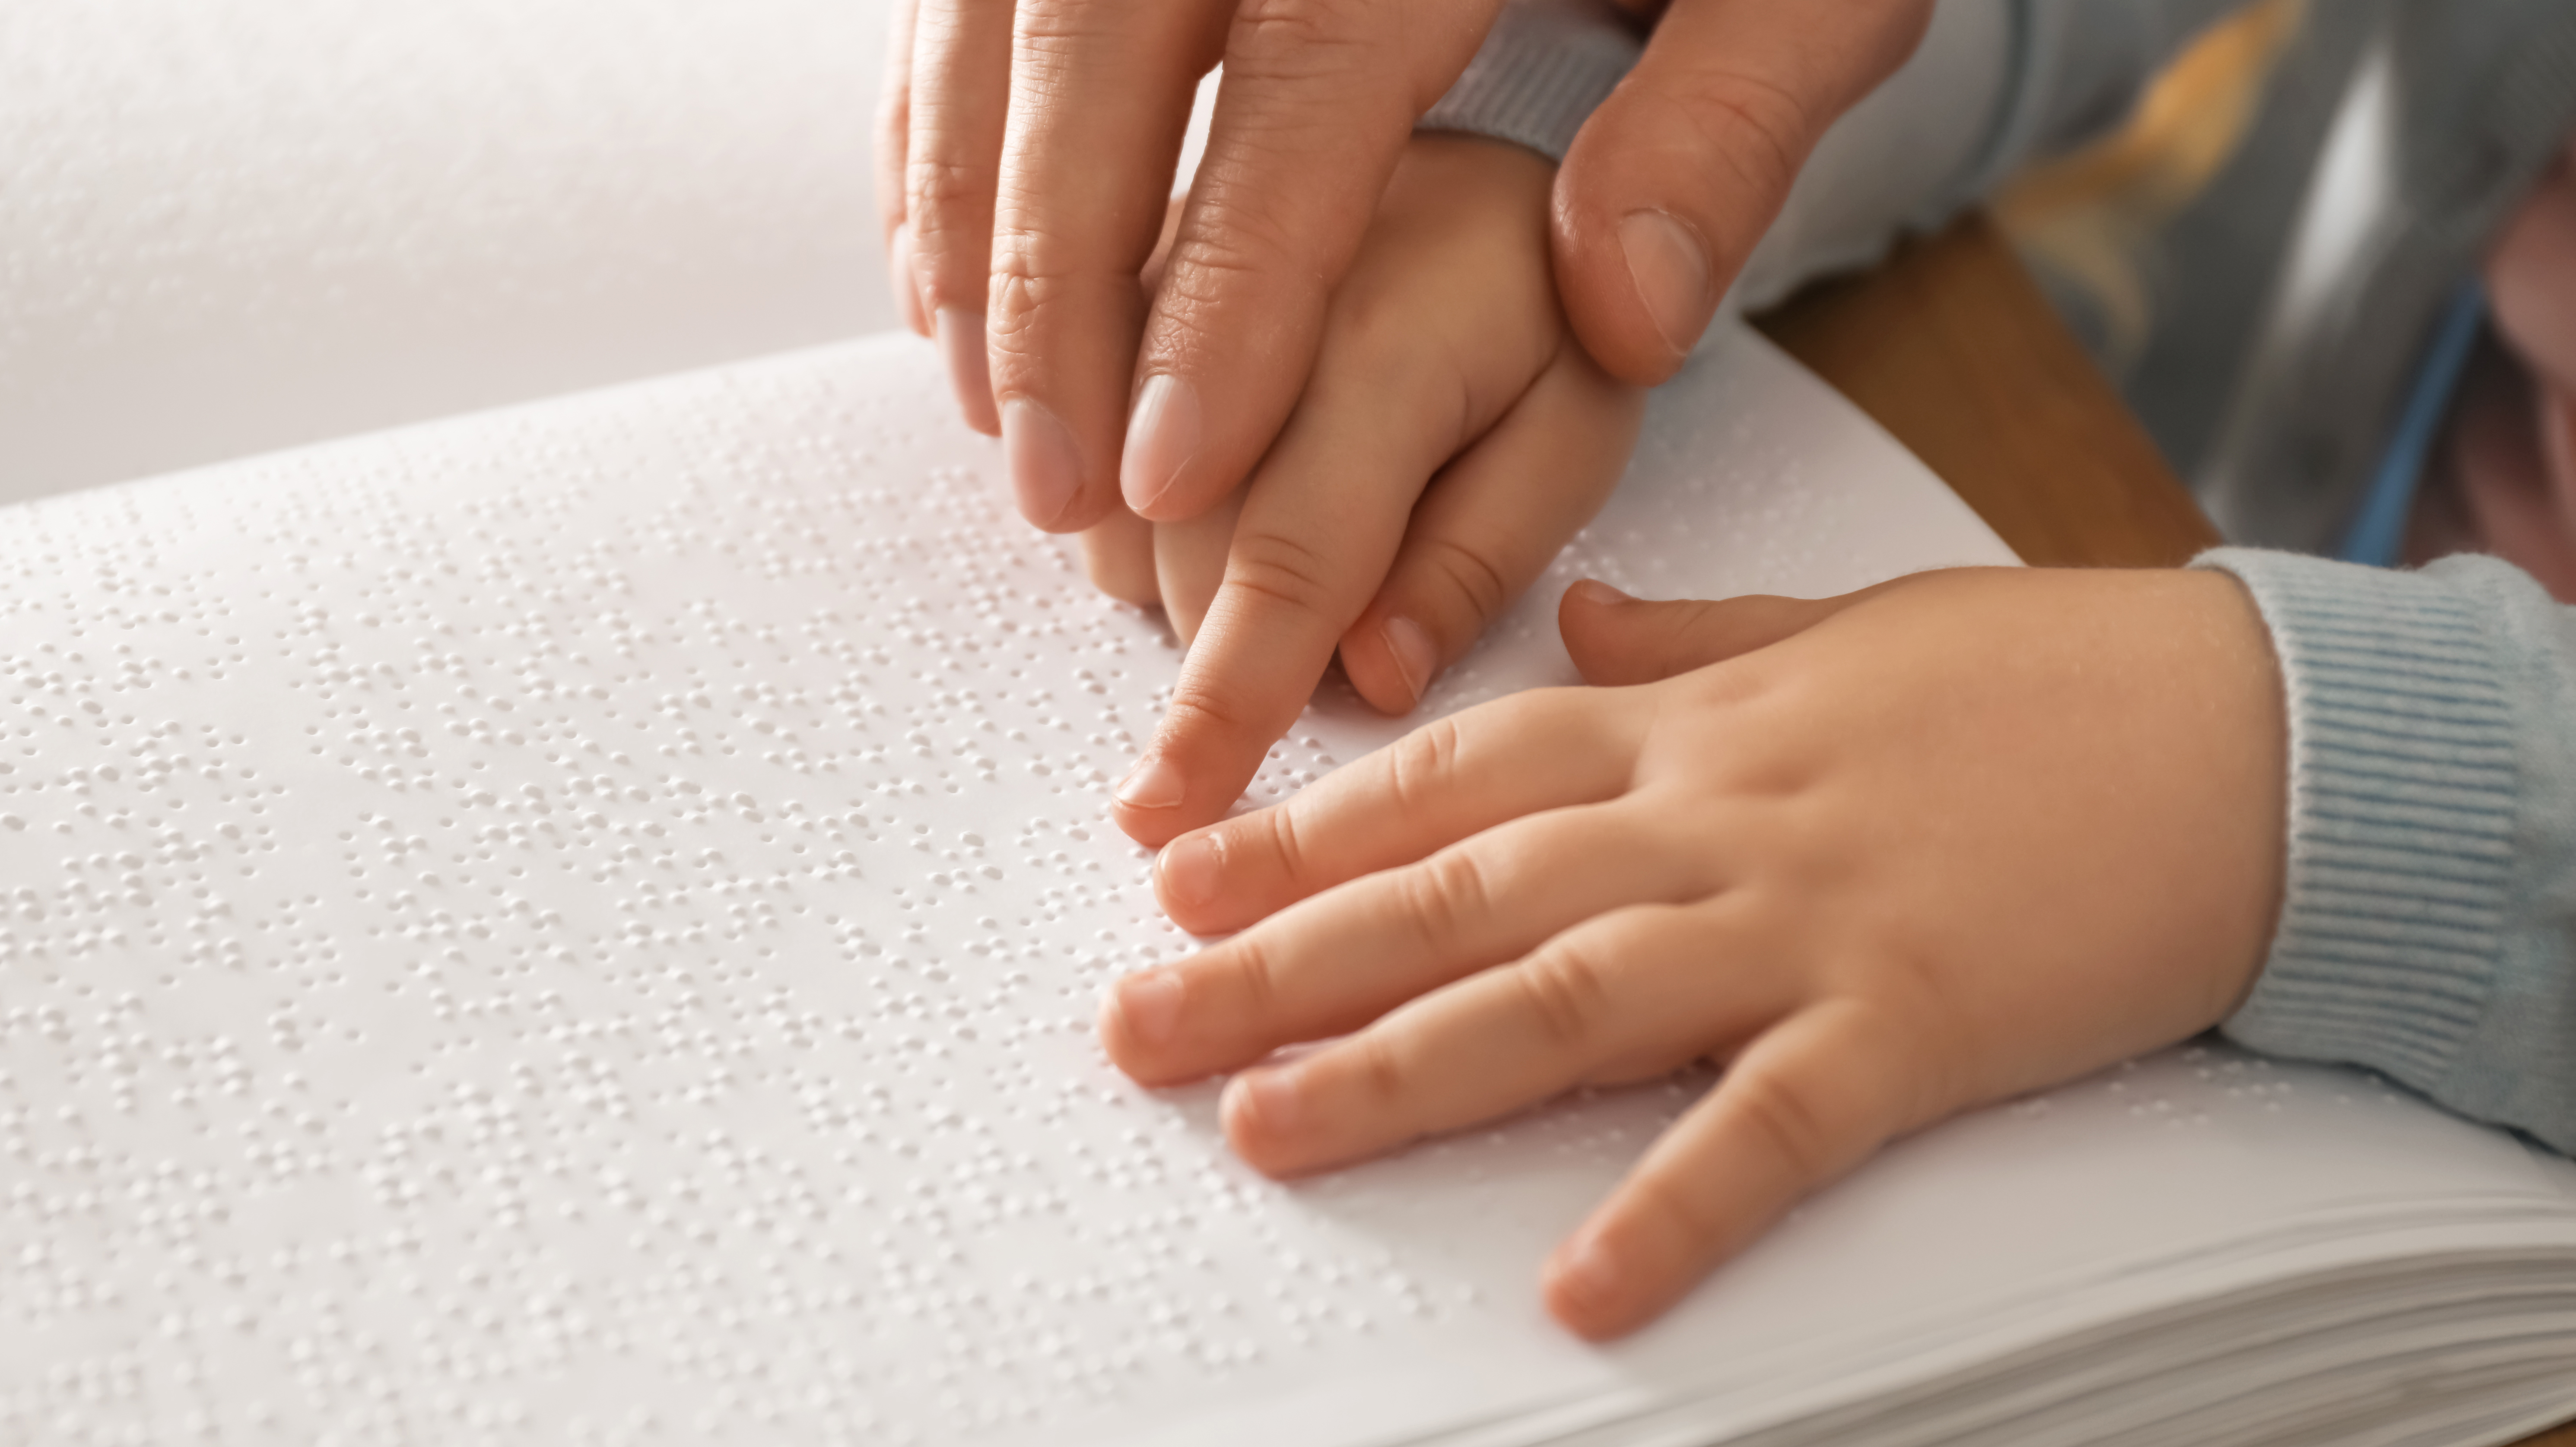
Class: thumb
1551,0,1931,384
1558,580,1849,685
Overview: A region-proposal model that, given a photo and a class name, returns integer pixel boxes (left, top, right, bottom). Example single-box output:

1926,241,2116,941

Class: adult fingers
907,0,1018,433
1553,0,1932,383
1338,343,1646,715
875,0,931,337
1152,687,1643,936
1103,801,1711,1087
1079,505,1159,609
1557,584,1861,687
1544,999,1930,1339
986,0,1232,530
1118,0,1502,524
1153,485,1243,647
1217,899,1790,1179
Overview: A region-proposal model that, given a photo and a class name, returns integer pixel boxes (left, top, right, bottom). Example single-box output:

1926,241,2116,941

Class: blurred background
0,0,2480,536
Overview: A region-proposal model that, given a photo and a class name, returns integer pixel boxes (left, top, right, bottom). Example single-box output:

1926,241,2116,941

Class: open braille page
3,327,2573,1447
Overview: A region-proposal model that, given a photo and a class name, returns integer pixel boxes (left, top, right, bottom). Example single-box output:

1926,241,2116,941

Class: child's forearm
2202,548,2576,1157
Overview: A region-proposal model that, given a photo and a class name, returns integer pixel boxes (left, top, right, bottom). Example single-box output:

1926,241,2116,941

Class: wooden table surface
1750,213,2576,1447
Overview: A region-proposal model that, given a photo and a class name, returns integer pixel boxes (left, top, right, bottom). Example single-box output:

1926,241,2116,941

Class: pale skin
876,0,2576,1343
1098,133,1646,846
1100,569,2290,1339
874,0,1937,830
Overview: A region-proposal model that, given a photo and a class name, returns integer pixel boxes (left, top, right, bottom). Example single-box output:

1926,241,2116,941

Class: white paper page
3,329,2569,1447
0,0,1221,501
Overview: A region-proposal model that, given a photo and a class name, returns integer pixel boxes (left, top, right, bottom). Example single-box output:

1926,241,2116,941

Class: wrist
1413,0,1642,164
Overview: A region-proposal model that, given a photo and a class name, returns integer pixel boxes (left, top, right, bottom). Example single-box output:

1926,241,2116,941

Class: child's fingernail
1110,969,1184,1047
1003,397,1082,529
1228,1066,1299,1137
1567,579,1633,607
1551,1226,1622,1311
890,224,929,337
1617,209,1710,358
936,308,1000,435
1121,373,1200,514
1158,831,1226,909
1381,616,1436,708
1116,752,1186,810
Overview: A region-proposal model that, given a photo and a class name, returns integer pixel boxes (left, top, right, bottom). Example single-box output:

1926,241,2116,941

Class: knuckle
1155,686,1256,746
1412,535,1514,625
1255,806,1315,888
1728,1061,1839,1183
1165,198,1312,308
1621,1162,1727,1256
1227,0,1376,73
1384,717,1466,815
1623,65,1810,209
908,155,996,217
1010,0,1124,47
1514,943,1612,1051
1221,528,1342,620
1398,846,1494,946
1350,1030,1410,1111
1681,70,1810,201
984,249,1083,346
1226,931,1284,1020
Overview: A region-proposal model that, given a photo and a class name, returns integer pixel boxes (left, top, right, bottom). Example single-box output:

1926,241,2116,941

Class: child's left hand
1099,566,2289,1340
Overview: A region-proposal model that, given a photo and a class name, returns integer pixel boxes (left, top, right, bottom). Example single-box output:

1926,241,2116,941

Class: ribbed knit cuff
2197,549,2517,1097
1415,0,1642,163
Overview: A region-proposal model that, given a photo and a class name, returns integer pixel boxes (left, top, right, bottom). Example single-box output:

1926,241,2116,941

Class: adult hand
873,0,1935,535
1099,567,2288,1338
873,0,1502,533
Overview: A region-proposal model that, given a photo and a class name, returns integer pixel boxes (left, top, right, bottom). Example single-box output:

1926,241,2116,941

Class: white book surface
3,327,2573,1447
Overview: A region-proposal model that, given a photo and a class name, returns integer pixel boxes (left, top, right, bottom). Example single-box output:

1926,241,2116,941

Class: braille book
3,325,2574,1447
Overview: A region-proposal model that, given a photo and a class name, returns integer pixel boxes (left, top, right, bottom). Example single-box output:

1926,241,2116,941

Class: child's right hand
1100,565,2289,1339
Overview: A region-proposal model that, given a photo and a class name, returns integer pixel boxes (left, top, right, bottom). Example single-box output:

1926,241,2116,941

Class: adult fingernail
889,224,929,337
1567,579,1633,607
1381,616,1436,708
1003,397,1082,529
1109,969,1183,1048
1122,374,1201,515
1116,752,1185,810
1227,1066,1300,1137
1157,831,1225,910
936,308,1000,435
1618,209,1710,358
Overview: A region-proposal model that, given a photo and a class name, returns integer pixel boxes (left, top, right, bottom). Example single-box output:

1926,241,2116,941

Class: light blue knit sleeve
2197,547,2576,1156
1414,0,1642,163
1410,0,2253,315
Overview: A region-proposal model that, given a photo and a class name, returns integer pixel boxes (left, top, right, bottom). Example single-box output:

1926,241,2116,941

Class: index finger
1118,0,1500,523
1150,688,1645,936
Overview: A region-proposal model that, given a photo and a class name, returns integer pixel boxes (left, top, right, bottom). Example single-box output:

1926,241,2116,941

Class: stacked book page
3,327,2573,1447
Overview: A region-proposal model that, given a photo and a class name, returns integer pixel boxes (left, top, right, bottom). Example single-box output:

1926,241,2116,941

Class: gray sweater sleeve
2199,548,2576,1156
1416,0,2251,311
1415,0,1643,164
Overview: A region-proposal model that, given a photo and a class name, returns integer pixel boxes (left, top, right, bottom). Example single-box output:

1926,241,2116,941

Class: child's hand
1099,567,2288,1339
1100,133,1646,848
